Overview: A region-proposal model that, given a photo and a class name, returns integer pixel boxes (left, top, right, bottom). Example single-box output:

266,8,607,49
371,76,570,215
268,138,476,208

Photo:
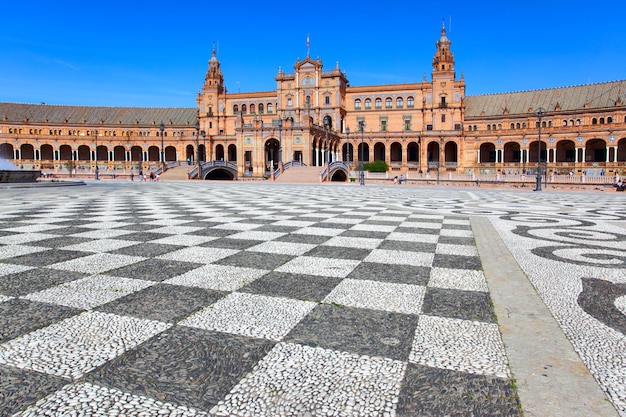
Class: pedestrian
150,171,154,181
130,172,134,181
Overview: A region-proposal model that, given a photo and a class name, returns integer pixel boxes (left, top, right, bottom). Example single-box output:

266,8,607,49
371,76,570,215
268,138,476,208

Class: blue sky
1,1,624,108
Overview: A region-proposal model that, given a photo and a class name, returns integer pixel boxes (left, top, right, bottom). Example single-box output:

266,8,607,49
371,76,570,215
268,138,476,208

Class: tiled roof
465,80,626,118
0,103,197,126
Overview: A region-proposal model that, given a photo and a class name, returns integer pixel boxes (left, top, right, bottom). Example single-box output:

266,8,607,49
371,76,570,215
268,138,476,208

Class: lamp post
359,120,366,185
345,126,350,166
195,121,201,180
159,122,165,171
201,130,206,163
277,118,283,167
323,116,330,181
535,108,545,191
94,130,99,180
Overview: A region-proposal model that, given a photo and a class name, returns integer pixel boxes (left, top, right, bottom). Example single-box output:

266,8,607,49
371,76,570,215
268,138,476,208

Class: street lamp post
159,122,165,171
535,108,545,191
345,127,350,166
277,118,283,168
323,116,330,181
93,130,99,180
195,121,201,180
359,121,366,185
201,130,206,163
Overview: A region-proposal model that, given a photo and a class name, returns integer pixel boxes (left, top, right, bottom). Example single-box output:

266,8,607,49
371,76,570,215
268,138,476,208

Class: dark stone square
4,249,91,267
339,230,391,239
117,231,169,242
104,258,203,281
347,262,430,286
0,298,81,343
438,235,475,246
97,283,225,323
29,236,94,248
422,287,496,323
203,238,264,250
276,233,330,245
433,253,482,270
240,271,343,302
0,268,89,296
254,224,300,233
109,242,184,257
378,240,437,253
395,226,440,235
284,304,418,361
215,252,293,270
86,326,275,412
304,245,370,260
187,227,238,238
442,223,472,231
118,223,165,232
0,364,68,416
396,364,521,416
47,226,94,236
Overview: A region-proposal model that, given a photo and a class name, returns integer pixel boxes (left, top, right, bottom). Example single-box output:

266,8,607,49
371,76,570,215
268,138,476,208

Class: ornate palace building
1,26,625,181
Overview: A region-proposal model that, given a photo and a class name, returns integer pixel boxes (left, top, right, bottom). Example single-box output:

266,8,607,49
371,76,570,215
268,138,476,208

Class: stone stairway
275,166,323,183
159,165,191,181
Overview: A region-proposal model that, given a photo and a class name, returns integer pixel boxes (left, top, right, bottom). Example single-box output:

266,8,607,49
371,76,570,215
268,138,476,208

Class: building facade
1,26,625,180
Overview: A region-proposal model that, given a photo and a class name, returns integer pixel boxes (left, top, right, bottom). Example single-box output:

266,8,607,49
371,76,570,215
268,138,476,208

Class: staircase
159,165,191,181
275,166,323,183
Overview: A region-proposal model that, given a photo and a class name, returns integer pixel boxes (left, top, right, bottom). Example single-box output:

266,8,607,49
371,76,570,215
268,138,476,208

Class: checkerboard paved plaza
0,181,624,416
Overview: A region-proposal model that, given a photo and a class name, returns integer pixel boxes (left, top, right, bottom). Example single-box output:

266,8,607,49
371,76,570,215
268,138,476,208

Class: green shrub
363,160,388,172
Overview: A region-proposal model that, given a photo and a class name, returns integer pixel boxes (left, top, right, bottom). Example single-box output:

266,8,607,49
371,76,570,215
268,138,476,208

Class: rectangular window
441,114,446,123
427,124,433,131
380,120,387,132
325,96,330,105
404,120,411,131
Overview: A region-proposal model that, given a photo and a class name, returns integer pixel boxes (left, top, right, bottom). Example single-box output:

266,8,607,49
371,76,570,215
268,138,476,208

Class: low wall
0,170,41,183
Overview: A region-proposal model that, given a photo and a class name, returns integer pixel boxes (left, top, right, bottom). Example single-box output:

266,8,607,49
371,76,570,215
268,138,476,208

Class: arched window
516,123,521,129
250,104,255,114
267,103,273,113
396,97,404,108
233,105,239,114
510,123,515,129
385,98,392,108
599,117,605,124
497,124,502,130
487,125,491,131
354,99,362,110
241,104,247,114
365,98,372,109
407,97,414,108
608,116,613,123
258,103,264,114
375,98,382,109
563,120,568,126
592,118,598,125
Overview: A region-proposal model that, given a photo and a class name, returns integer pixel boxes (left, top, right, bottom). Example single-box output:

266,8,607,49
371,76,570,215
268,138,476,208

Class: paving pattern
0,181,624,416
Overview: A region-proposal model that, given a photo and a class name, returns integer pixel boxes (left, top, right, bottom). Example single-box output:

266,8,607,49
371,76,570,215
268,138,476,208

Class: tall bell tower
432,22,455,77
197,44,225,138
427,22,465,132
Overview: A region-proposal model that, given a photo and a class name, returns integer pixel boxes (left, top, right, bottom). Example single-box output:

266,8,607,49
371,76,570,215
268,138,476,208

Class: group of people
393,175,405,184
130,170,159,182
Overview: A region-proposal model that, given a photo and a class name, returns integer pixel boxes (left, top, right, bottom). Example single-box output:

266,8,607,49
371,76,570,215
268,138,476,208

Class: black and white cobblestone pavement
0,182,624,416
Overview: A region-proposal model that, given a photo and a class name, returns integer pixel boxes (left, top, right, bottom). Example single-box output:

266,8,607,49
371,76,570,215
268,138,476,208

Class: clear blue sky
1,1,624,108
